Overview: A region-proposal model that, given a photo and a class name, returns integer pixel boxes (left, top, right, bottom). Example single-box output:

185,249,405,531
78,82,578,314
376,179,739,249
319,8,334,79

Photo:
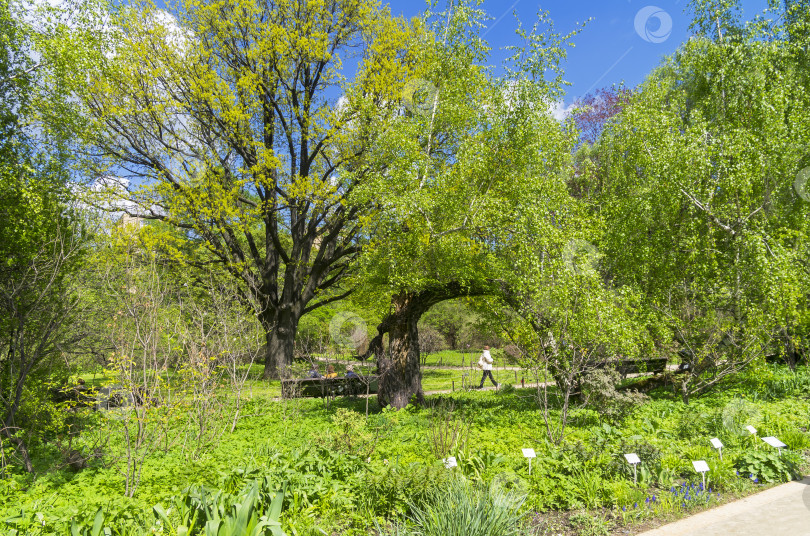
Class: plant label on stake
522,448,536,475
710,438,724,460
624,453,641,484
693,460,710,488
746,425,758,449
443,456,457,469
762,436,787,455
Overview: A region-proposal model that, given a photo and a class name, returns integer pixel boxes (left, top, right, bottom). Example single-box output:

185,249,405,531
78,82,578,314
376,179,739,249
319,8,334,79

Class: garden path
305,354,522,370
638,477,810,536
423,382,542,395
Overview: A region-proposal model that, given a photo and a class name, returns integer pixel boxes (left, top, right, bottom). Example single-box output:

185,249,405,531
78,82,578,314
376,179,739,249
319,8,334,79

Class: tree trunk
377,293,425,408
3,434,34,473
261,308,299,379
447,327,458,350
681,375,691,405
370,282,494,407
2,343,37,473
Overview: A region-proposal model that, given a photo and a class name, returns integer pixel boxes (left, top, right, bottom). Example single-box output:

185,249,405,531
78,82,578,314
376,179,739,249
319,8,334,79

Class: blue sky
385,0,771,110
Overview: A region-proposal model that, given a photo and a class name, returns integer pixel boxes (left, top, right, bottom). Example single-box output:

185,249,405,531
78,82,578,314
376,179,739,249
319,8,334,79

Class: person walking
478,346,497,388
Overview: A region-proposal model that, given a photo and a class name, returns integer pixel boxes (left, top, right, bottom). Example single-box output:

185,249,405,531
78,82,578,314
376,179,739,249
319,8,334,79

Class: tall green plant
378,478,527,536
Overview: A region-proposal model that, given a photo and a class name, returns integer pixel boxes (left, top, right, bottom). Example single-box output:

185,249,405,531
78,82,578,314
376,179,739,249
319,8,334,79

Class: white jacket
479,349,493,371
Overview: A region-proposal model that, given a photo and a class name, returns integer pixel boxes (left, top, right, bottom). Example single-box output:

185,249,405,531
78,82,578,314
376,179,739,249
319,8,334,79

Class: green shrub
699,456,738,492
452,447,506,482
607,439,662,484
721,398,761,437
70,508,107,536
779,428,810,451
329,408,377,458
676,404,714,439
152,479,286,536
359,462,449,517
581,369,648,423
735,450,802,483
496,383,516,395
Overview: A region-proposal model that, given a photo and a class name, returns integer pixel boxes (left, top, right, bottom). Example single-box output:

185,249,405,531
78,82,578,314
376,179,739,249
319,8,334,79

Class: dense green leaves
0,0,96,473
76,0,418,376
594,3,810,399
3,2,810,534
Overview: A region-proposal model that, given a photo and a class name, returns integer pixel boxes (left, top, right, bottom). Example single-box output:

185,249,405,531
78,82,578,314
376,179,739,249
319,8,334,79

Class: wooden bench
280,376,379,398
594,358,668,377
615,357,668,376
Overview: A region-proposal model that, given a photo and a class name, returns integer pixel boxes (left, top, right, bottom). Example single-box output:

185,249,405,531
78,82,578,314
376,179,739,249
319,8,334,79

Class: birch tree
598,0,810,400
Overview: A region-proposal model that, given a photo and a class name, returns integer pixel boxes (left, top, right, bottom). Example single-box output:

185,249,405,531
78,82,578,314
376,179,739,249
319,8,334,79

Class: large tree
597,0,810,400
78,0,414,378
355,3,579,407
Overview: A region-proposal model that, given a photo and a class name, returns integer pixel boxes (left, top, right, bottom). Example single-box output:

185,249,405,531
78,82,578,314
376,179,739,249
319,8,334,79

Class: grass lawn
78,357,529,400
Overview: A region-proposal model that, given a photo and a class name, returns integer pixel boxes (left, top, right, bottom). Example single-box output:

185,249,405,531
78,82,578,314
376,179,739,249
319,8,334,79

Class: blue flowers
667,481,717,510
621,482,716,515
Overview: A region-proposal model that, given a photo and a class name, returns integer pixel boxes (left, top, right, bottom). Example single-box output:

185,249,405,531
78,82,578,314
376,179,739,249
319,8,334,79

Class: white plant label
746,425,757,435
522,448,537,458
693,460,710,473
762,436,786,448
624,453,641,465
443,457,457,469
710,438,723,449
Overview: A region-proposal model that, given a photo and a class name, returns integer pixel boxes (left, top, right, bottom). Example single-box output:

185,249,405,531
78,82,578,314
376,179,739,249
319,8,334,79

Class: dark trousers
479,369,497,387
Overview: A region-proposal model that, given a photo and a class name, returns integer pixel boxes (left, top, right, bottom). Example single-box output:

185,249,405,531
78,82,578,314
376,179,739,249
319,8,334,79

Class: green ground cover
2,364,809,535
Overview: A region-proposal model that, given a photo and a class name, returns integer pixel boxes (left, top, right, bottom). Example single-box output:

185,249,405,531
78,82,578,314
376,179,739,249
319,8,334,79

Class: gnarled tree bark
373,281,493,408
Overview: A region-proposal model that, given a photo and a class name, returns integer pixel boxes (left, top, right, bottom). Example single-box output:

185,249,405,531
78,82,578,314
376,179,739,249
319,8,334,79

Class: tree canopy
79,0,417,377
596,0,810,399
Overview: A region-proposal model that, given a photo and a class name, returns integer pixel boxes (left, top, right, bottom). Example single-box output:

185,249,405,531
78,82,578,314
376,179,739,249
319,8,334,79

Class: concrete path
638,477,810,536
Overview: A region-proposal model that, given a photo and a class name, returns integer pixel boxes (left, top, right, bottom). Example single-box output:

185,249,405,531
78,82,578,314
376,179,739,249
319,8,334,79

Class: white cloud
149,9,192,56
16,0,110,34
549,100,577,122
74,176,141,224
